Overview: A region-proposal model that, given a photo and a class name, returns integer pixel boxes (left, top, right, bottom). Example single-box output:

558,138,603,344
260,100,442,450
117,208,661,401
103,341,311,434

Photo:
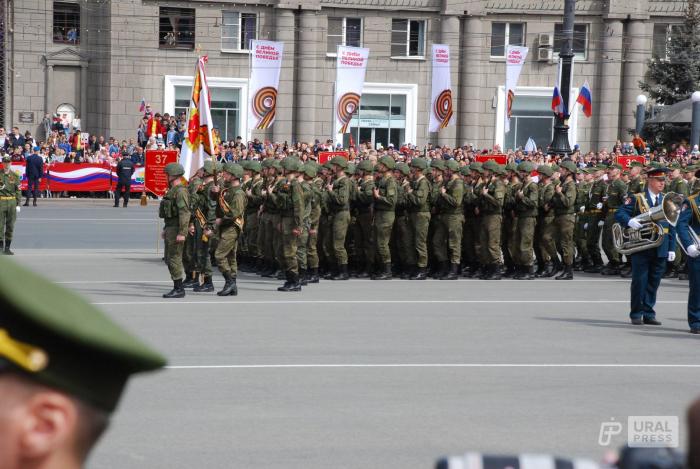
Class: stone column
458,16,483,147
80,64,88,121
620,20,647,138
436,14,460,147
596,20,624,150
45,64,54,115
273,9,296,144
294,10,319,142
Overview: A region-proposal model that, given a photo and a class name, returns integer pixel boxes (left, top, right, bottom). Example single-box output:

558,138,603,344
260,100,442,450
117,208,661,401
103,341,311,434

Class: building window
53,2,80,44
327,17,363,54
343,93,407,149
490,22,525,58
652,23,682,61
175,86,240,142
504,95,555,151
221,12,257,51
159,7,195,50
553,23,588,60
391,19,426,58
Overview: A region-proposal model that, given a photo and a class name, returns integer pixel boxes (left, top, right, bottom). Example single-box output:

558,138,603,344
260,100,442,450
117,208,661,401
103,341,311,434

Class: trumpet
677,228,700,256
612,192,683,255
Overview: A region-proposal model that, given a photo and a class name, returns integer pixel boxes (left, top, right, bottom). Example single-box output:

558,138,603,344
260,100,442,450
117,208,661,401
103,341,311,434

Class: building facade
1,0,688,151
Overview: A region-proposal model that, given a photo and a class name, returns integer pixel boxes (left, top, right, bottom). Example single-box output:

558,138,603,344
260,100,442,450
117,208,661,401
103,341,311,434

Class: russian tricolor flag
139,97,146,113
576,81,593,118
551,86,565,118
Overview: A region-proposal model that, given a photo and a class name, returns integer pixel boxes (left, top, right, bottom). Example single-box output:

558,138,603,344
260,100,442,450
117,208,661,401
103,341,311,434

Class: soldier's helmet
223,162,244,179
377,155,396,170
410,158,428,170
202,160,215,176
281,157,301,172
164,163,185,177
330,156,349,169
445,159,460,172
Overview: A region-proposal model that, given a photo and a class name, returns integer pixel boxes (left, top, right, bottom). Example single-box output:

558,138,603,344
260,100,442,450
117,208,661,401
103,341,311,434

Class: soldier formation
158,155,699,297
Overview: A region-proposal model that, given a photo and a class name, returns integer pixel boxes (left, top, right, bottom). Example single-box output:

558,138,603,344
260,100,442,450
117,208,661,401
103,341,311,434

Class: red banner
616,155,646,169
318,151,349,165
476,154,508,165
11,161,146,193
145,150,179,197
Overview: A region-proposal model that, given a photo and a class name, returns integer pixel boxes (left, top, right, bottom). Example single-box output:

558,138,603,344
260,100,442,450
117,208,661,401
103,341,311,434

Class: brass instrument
677,229,700,256
218,189,245,231
612,192,683,255
194,208,209,242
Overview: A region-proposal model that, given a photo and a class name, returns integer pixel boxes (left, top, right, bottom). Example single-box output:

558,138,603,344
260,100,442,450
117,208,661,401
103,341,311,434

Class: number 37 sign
145,150,179,197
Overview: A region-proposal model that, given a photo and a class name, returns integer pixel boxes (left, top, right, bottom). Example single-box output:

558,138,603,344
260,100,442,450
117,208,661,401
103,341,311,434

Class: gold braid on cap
0,329,48,373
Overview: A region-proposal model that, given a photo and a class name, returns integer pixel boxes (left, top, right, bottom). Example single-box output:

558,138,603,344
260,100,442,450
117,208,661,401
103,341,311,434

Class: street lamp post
549,0,576,156
691,91,700,149
635,95,647,136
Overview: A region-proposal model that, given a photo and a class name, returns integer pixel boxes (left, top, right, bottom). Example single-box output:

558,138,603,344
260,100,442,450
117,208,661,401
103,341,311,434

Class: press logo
628,416,679,448
599,418,623,446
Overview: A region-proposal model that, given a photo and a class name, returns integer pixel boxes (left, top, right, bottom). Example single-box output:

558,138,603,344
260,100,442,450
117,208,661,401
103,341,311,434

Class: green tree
639,0,700,147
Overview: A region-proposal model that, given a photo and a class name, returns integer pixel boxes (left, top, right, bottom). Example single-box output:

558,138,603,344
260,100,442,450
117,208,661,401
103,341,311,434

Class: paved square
11,202,699,468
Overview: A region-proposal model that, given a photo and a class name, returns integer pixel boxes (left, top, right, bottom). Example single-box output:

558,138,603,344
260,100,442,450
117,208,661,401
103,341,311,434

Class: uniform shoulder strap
635,192,650,214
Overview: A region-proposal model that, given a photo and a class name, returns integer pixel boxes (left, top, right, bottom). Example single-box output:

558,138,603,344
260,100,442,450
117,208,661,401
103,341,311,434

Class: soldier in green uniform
306,163,324,283
190,160,217,292
243,161,264,273
271,158,304,291
584,165,608,273
601,164,628,275
462,162,483,277
512,161,538,279
552,160,578,280
536,164,558,277
182,167,204,288
574,168,593,271
432,159,464,279
502,161,520,277
212,163,247,296
353,160,375,277
0,155,21,255
371,155,398,280
405,158,432,279
326,156,352,280
319,162,336,277
479,161,506,279
0,257,166,468
689,166,700,194
393,162,412,277
257,159,276,276
159,163,191,298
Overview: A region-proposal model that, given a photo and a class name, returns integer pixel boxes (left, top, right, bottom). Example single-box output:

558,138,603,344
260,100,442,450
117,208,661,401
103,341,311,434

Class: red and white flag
180,56,214,180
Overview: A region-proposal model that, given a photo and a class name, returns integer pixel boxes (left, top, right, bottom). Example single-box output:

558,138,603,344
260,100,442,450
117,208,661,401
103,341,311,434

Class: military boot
308,267,320,283
218,273,238,296
584,263,603,273
555,264,573,280
23,198,29,207
442,263,460,280
278,272,301,291
537,262,554,278
401,265,414,280
410,267,428,280
163,279,185,298
503,264,517,278
182,273,199,289
299,269,308,286
3,241,13,256
482,264,502,280
332,264,350,280
193,276,214,293
601,261,621,276
373,263,392,280
519,265,535,280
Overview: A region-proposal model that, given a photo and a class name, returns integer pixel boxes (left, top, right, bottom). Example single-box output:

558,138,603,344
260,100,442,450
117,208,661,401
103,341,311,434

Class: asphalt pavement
8,200,700,469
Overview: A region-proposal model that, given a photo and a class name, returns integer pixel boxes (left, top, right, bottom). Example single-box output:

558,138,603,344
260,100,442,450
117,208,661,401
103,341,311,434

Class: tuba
612,192,683,255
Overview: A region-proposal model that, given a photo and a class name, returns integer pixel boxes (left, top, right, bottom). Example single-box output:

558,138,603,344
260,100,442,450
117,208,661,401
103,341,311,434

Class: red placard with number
318,151,349,165
616,155,646,169
476,154,508,165
145,150,179,197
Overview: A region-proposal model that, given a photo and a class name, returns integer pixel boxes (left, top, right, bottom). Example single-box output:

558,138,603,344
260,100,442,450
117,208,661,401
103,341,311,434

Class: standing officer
615,166,677,326
159,163,190,298
114,154,135,207
405,158,432,280
513,161,538,279
372,155,398,280
24,147,43,207
213,163,247,296
676,191,700,334
432,159,464,279
0,257,166,469
0,155,21,255
275,158,304,291
326,156,352,280
552,160,578,280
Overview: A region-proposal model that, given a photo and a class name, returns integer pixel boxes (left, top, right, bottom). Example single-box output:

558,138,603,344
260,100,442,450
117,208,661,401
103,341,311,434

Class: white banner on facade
429,44,454,133
248,40,284,130
335,46,370,135
504,45,528,134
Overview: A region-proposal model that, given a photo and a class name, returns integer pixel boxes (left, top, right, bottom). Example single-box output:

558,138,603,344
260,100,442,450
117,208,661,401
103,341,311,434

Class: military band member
0,155,21,255
676,190,700,334
615,166,676,326
212,163,247,296
160,163,190,298
601,164,628,275
584,165,608,273
552,160,578,280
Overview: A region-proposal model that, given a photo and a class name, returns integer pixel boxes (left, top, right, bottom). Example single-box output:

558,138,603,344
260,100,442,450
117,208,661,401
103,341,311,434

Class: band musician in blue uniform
674,188,700,334
615,166,676,326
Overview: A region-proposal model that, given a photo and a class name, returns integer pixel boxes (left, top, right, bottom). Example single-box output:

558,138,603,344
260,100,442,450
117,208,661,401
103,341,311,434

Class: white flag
504,45,528,134
335,46,369,135
180,56,215,180
524,137,537,153
429,44,455,133
248,40,284,130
